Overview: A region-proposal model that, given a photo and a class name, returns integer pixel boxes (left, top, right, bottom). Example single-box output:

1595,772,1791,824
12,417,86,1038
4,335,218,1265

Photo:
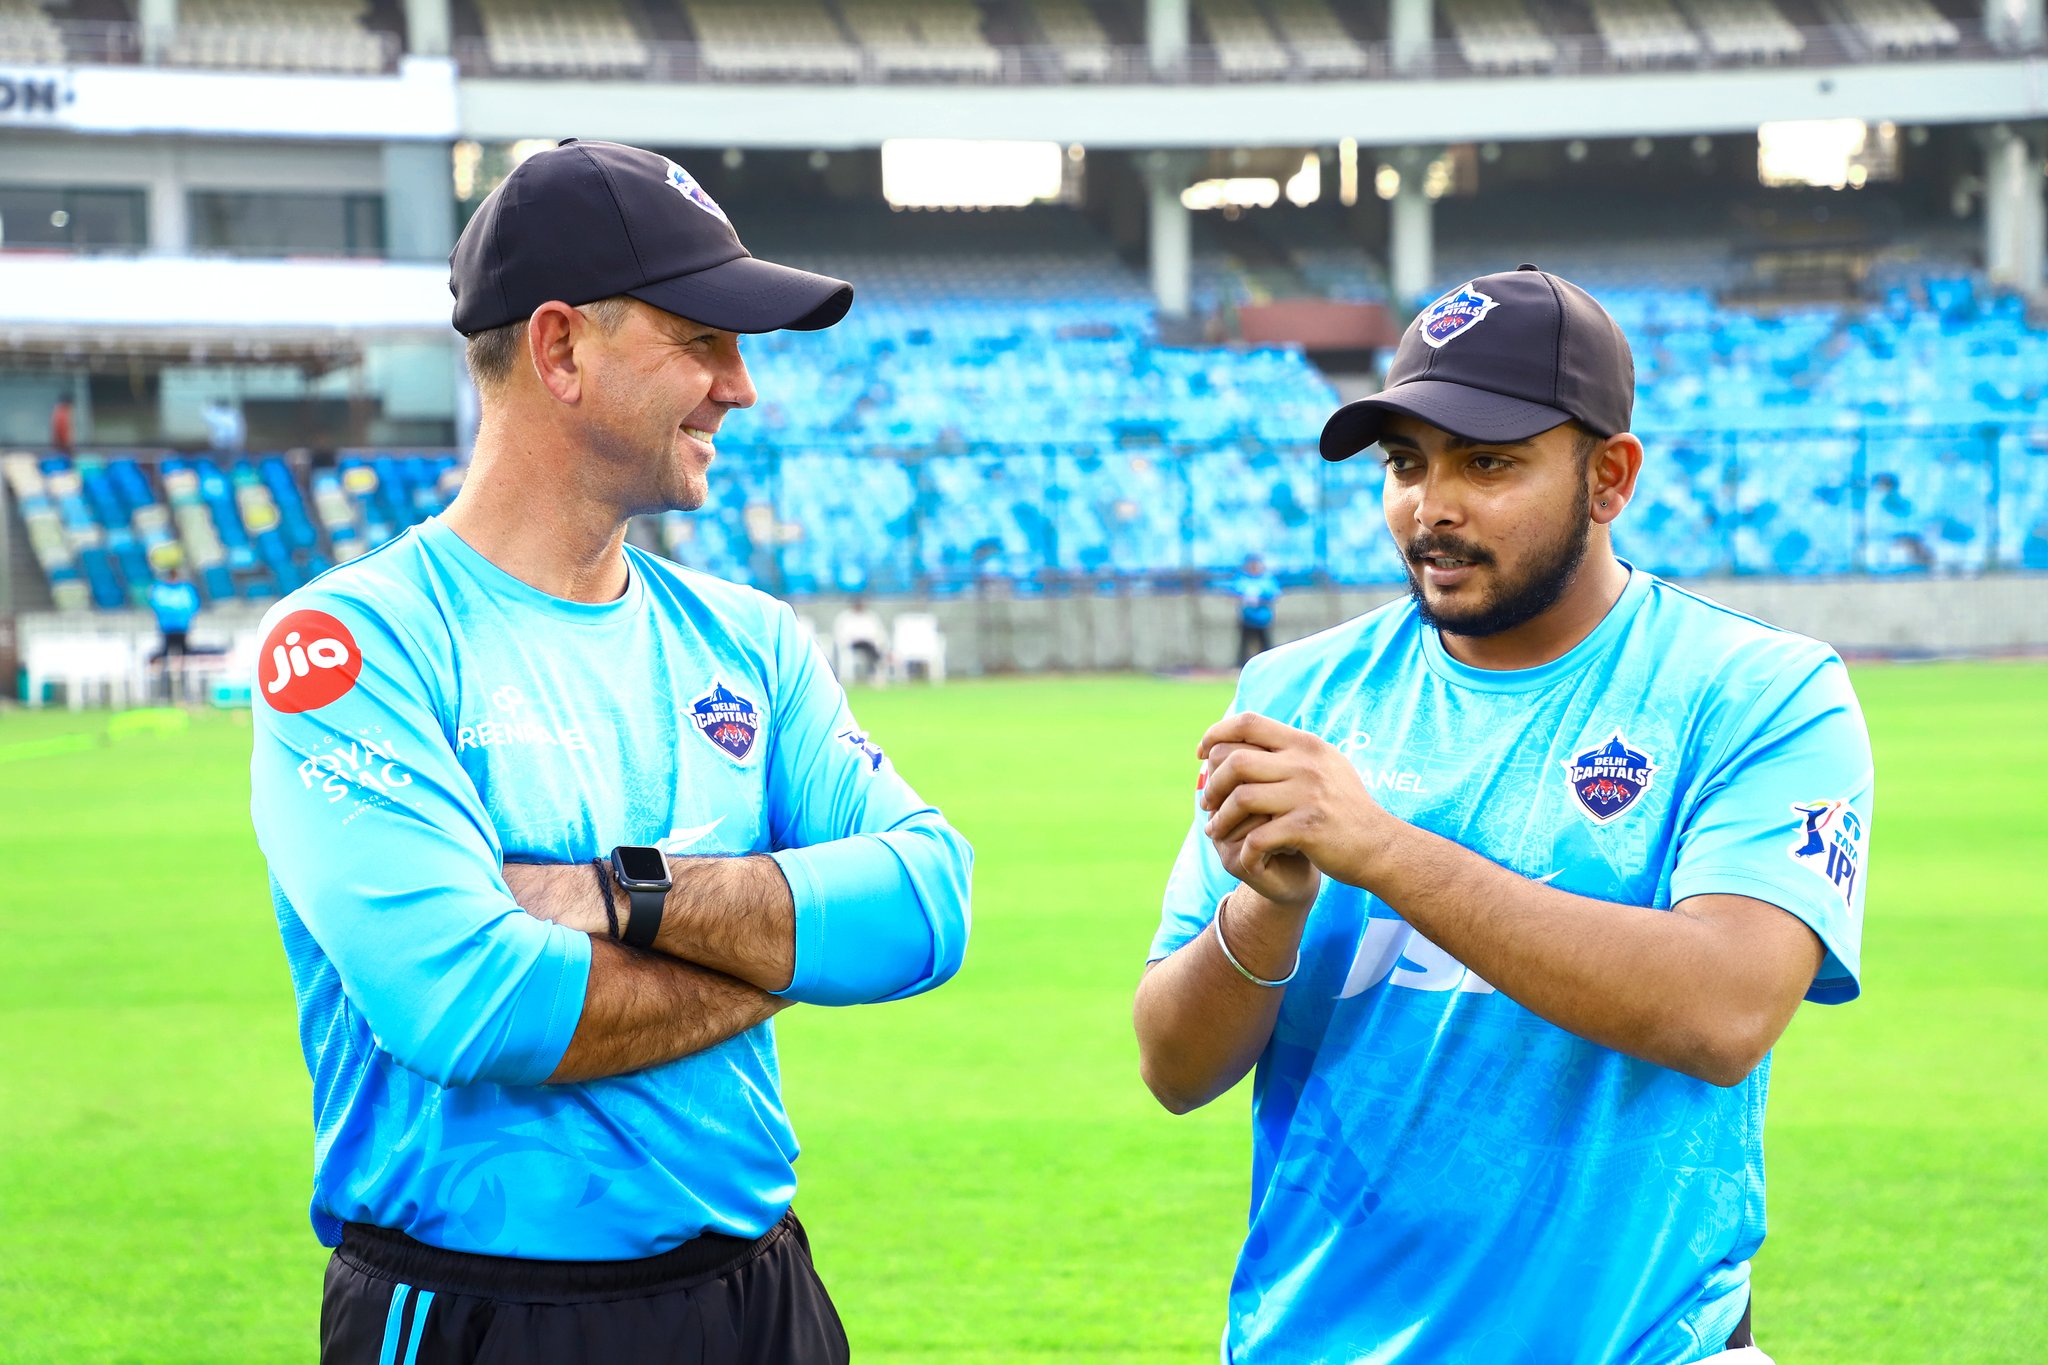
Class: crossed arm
1135,714,1827,1111
503,856,798,1084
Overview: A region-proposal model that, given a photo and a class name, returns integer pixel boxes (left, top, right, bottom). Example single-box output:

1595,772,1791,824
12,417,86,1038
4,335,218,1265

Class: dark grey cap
450,139,852,336
1320,265,1634,461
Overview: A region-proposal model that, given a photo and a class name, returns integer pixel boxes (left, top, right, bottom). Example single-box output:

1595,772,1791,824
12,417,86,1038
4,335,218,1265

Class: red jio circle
260,609,362,713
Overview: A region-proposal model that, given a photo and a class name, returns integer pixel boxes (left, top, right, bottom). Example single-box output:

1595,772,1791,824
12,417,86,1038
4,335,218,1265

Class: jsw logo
260,609,363,714
1337,916,1498,999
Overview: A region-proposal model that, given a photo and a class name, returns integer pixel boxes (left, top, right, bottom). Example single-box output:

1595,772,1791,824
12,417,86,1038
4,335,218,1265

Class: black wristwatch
609,845,671,950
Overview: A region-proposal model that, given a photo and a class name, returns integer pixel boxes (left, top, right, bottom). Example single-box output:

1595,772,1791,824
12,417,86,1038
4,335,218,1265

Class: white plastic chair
890,613,946,684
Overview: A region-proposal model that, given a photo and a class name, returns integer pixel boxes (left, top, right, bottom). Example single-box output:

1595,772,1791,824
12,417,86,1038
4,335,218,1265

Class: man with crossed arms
1136,267,1871,1364
252,141,971,1363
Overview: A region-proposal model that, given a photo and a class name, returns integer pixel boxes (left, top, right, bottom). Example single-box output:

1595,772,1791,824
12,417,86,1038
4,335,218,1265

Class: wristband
591,858,620,940
1213,892,1298,988
620,886,664,951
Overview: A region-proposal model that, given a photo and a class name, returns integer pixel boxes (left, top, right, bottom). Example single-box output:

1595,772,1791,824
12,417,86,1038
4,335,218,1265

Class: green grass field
1,664,2043,1363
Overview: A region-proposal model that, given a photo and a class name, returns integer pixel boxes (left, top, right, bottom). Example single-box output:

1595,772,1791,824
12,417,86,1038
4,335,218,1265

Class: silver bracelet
1212,892,1298,988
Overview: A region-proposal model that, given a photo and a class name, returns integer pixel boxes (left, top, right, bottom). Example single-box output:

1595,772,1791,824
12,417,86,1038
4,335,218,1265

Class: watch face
613,845,669,886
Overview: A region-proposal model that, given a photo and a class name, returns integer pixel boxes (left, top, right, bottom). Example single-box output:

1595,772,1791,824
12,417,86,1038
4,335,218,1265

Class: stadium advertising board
0,58,456,140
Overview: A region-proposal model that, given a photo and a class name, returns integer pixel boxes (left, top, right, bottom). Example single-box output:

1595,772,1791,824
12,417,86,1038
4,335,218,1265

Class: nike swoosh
1532,869,1564,885
660,818,725,852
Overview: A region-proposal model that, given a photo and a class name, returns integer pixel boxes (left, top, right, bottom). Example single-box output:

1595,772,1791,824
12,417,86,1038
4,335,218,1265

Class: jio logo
260,609,362,714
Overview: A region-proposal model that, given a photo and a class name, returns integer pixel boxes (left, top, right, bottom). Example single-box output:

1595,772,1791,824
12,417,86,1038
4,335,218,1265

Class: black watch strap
620,886,665,950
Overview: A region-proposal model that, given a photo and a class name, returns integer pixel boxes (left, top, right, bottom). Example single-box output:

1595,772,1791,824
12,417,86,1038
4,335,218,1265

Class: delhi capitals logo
690,681,761,760
1562,732,1656,823
663,160,730,225
1418,283,1499,349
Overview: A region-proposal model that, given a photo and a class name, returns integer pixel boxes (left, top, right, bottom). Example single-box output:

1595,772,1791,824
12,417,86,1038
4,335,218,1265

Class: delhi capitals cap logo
1418,283,1499,349
663,159,730,226
1562,732,1657,823
690,681,761,760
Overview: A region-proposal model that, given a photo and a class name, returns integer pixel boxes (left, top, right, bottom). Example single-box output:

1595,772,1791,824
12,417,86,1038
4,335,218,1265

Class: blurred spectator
832,596,889,684
204,398,247,455
50,396,74,455
1233,554,1279,666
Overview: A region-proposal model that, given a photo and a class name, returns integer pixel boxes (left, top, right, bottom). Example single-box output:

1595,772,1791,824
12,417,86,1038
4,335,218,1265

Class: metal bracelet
1212,892,1298,988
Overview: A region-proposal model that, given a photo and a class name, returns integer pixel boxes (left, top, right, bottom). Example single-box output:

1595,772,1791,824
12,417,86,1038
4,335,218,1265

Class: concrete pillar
1983,125,2045,297
1389,0,1434,73
137,0,176,63
1145,154,1193,319
1985,0,2044,48
1147,0,1189,73
382,141,458,262
403,0,453,58
148,165,188,255
1389,149,1437,307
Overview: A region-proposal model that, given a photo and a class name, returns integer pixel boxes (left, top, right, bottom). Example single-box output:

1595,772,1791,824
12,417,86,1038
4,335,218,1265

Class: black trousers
322,1211,849,1364
1237,622,1273,666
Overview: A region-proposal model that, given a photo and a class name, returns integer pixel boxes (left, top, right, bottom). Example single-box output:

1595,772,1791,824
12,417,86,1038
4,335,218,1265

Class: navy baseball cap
1320,265,1634,461
450,139,852,336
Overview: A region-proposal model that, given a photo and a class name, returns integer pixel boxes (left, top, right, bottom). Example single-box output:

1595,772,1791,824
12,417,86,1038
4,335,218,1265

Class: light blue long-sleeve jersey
1150,566,1871,1365
250,517,972,1259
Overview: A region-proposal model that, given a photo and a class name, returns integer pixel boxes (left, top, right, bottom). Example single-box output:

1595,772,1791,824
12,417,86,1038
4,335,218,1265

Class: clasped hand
1198,713,1388,913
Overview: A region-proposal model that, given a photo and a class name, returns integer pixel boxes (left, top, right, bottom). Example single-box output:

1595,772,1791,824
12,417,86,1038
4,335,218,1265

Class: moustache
1405,535,1494,568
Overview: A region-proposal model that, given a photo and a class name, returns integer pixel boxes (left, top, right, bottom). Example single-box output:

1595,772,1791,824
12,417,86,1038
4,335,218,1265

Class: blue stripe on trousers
401,1290,436,1365
377,1284,411,1365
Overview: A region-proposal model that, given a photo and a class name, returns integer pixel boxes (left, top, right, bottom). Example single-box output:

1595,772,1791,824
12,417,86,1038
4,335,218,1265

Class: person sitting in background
832,595,889,684
1233,554,1279,666
147,562,201,700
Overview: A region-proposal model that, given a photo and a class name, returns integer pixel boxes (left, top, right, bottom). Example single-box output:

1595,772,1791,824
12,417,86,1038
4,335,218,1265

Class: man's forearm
503,856,796,993
548,939,785,1084
1134,888,1307,1114
1354,823,1807,1084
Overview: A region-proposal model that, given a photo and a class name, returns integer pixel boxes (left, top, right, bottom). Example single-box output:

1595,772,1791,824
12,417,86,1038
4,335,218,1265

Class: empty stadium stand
473,0,650,74
1263,0,1369,74
14,263,2045,610
0,0,64,64
1682,0,1806,59
680,0,864,79
164,0,394,74
1023,0,1116,78
840,0,1004,76
1194,0,1291,78
1837,0,1961,55
1443,0,1561,69
1589,0,1705,62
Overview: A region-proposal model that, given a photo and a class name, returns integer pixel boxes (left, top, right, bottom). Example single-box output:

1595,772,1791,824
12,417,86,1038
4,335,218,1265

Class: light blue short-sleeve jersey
1150,566,1872,1365
251,517,971,1260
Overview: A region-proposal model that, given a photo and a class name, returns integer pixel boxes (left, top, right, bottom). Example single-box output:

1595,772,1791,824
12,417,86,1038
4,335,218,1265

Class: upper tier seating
165,0,391,73
1025,0,1115,78
1264,0,1368,74
1589,0,1705,61
839,0,1005,77
1195,0,1292,77
475,0,651,74
0,0,63,64
1682,0,1805,58
1443,0,1559,70
681,0,863,78
1837,0,1960,54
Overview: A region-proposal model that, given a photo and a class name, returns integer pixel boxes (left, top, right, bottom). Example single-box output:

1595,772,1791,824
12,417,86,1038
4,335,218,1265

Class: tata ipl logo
260,609,361,714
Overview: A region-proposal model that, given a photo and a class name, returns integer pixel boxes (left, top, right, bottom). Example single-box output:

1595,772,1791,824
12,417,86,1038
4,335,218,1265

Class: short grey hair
464,295,636,392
